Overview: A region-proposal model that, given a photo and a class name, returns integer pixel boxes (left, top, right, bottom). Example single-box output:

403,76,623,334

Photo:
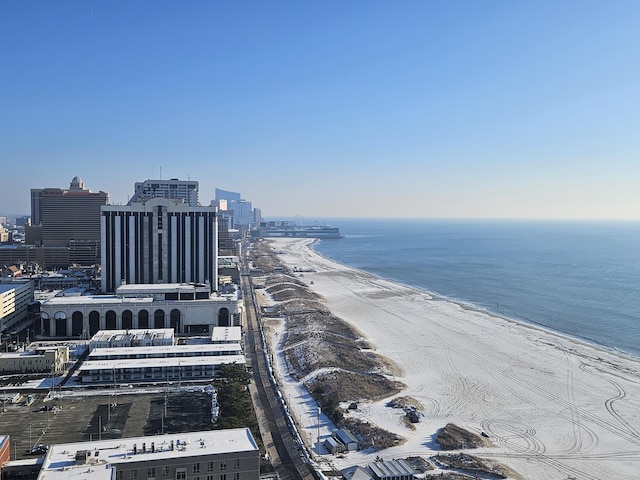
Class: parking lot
0,387,214,461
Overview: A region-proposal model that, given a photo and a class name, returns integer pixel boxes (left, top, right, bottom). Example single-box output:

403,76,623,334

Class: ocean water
310,218,640,358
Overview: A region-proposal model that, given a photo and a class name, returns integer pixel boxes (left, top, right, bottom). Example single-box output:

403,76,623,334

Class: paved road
241,268,316,480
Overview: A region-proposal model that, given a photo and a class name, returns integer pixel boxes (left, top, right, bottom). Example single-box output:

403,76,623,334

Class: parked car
27,444,48,455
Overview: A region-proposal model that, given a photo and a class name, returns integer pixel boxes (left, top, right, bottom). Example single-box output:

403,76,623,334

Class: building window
207,461,214,472
117,472,123,480
161,466,169,477
220,475,226,480
148,467,156,478
193,463,200,473
233,459,240,470
234,473,240,480
220,460,226,471
176,470,186,480
132,470,138,480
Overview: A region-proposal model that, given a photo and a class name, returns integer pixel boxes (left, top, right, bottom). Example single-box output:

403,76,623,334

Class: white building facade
0,280,33,334
101,198,218,293
129,178,200,206
39,283,243,338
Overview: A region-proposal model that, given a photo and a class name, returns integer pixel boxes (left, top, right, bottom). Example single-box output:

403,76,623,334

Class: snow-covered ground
261,238,640,480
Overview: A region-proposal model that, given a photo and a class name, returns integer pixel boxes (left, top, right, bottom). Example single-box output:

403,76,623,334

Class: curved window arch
218,308,230,327
105,310,117,330
154,309,165,329
138,309,149,329
54,311,67,320
122,310,133,330
170,309,181,333
55,317,67,337
89,311,100,336
71,311,84,337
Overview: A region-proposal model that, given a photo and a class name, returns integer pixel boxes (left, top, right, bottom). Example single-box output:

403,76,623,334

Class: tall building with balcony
101,197,218,293
129,179,199,206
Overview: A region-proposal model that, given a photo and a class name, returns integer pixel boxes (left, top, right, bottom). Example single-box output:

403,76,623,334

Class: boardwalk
241,270,316,480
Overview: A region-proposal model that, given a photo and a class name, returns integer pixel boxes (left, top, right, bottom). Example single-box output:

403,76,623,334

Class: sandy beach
258,238,640,480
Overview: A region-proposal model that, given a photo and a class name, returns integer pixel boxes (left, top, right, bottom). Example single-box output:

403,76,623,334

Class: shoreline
308,239,640,369
263,237,640,480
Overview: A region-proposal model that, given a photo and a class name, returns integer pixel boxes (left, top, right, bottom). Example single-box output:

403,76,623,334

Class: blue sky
2,1,639,219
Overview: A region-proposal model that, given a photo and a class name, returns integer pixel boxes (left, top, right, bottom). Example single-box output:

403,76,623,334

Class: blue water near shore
310,218,640,358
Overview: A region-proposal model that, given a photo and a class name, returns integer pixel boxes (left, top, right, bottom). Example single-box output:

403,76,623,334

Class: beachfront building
333,428,360,451
39,283,243,338
128,178,200,206
78,327,244,384
0,345,68,374
77,346,244,384
86,343,243,362
101,198,218,293
342,460,418,480
35,428,259,480
0,280,34,335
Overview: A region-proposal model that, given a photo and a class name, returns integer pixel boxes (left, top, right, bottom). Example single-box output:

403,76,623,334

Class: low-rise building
334,428,359,452
78,327,244,384
77,354,245,384
87,343,243,361
211,326,242,344
342,460,417,480
39,283,244,338
36,428,259,480
368,459,416,480
323,436,346,454
0,345,69,374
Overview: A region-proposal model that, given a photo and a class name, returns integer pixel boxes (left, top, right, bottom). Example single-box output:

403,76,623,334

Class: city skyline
2,1,640,219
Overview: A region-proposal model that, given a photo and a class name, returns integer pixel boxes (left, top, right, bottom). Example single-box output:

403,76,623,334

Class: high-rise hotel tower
101,197,218,293
26,176,109,266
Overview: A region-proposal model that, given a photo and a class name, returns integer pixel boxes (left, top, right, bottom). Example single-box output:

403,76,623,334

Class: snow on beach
261,238,640,480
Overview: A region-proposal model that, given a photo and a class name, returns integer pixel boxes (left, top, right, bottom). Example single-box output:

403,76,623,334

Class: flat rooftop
211,326,242,343
0,389,217,462
117,283,210,293
43,295,154,305
41,428,258,480
79,354,246,371
88,343,242,358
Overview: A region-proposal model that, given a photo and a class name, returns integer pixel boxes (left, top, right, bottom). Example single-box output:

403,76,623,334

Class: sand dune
260,238,640,480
